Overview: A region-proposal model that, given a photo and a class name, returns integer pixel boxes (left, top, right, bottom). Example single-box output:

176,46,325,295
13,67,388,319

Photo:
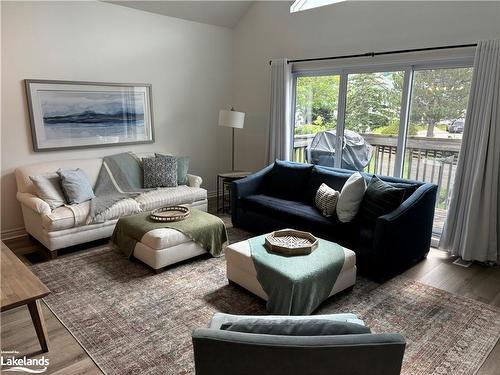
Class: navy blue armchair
232,161,437,280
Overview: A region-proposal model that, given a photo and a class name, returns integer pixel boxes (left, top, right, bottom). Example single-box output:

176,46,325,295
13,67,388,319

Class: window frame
291,56,474,176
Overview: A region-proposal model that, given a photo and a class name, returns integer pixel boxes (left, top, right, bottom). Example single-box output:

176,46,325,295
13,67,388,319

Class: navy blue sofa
231,161,437,280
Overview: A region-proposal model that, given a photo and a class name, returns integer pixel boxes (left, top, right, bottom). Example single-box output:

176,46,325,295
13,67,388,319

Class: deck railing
293,133,461,209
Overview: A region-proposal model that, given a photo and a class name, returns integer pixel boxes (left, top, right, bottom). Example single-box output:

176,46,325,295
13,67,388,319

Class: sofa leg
37,246,57,260
154,267,165,274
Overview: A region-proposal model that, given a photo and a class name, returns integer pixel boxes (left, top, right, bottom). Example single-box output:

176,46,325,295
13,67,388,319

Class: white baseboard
1,227,27,240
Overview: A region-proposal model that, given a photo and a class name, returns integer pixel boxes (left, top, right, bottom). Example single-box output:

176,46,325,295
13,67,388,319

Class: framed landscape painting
25,80,154,151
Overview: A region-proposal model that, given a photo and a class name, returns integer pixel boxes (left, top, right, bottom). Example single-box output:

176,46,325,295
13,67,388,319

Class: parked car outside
448,120,465,133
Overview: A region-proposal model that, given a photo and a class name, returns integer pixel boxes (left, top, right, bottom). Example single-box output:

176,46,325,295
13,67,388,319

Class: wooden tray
265,229,318,256
150,206,190,222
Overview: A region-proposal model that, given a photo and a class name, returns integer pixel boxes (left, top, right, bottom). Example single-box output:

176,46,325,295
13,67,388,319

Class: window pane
293,75,340,164
344,71,404,174
403,67,473,237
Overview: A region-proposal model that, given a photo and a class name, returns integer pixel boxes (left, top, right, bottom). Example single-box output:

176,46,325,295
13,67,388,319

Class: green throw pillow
359,175,406,221
220,319,371,336
156,154,190,185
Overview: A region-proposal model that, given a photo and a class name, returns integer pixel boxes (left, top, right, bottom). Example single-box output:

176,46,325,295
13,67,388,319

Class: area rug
31,226,500,375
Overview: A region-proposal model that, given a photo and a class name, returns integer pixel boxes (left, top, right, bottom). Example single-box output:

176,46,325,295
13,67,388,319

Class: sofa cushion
220,319,371,336
136,186,207,211
241,194,339,234
305,166,352,204
266,160,313,201
358,176,406,222
42,202,90,231
42,199,141,231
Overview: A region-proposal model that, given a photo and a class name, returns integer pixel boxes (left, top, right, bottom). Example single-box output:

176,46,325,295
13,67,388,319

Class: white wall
1,1,233,234
232,1,500,172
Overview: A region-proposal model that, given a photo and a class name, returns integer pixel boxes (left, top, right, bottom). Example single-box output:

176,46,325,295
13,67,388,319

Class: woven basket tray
265,229,318,256
150,206,190,222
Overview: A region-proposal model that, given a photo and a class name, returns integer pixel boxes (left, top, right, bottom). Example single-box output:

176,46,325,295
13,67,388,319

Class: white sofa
15,153,207,258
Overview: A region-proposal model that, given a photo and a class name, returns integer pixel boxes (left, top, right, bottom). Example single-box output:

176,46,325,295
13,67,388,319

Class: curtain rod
269,43,477,65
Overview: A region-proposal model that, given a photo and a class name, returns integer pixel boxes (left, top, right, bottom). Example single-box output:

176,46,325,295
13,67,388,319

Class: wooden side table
217,171,251,213
1,242,51,352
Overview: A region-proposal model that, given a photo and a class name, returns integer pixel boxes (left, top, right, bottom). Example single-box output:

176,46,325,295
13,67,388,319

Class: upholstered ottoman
133,229,207,273
112,209,227,273
225,236,356,313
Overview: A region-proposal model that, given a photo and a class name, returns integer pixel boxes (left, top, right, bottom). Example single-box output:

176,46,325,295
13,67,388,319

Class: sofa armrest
373,183,438,271
16,192,51,215
187,174,203,188
232,164,273,199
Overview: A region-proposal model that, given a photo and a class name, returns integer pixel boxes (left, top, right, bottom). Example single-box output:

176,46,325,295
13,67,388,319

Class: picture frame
25,79,155,152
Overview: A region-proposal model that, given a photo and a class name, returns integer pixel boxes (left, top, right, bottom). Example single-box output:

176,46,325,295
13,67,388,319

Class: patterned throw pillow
315,183,340,217
143,155,178,188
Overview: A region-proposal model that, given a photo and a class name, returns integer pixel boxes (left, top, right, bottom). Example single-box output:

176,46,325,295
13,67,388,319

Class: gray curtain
267,58,292,163
440,39,500,263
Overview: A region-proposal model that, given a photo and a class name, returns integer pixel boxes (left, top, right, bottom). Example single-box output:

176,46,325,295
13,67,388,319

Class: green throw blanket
111,209,227,259
249,234,345,315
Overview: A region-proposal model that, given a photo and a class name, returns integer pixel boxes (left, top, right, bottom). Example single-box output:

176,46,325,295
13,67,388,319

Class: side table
217,171,251,213
1,241,51,352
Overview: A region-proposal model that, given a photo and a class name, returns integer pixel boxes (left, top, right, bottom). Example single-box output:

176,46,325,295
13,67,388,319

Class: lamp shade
218,109,245,129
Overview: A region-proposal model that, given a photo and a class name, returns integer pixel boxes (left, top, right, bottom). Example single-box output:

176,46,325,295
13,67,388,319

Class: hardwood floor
1,234,499,375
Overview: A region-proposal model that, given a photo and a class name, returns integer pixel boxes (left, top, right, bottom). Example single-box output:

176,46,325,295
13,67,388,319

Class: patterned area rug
31,223,500,375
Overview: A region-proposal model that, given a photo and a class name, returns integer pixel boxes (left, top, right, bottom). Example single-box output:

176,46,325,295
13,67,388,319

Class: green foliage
344,72,404,133
294,123,332,135
409,68,472,136
295,75,339,126
294,68,473,138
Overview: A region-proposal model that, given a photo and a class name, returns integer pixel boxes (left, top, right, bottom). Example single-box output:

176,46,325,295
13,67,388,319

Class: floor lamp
218,108,245,171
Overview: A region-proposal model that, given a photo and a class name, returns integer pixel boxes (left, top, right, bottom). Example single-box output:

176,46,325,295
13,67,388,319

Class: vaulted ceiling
107,1,254,28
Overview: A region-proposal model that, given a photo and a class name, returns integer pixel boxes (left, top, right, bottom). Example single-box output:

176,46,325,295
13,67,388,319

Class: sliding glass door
344,71,404,174
291,61,473,238
403,67,473,237
293,75,340,163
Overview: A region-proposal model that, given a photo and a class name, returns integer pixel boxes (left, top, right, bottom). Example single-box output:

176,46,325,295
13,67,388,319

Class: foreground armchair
192,313,406,375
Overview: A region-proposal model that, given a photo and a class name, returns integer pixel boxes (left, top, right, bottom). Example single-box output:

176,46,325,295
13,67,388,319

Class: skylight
290,0,346,13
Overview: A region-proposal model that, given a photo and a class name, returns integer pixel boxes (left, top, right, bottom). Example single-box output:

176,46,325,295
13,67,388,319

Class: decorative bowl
150,206,190,222
264,229,319,256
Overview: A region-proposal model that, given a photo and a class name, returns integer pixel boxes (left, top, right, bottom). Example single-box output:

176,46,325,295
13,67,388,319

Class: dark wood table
1,242,51,352
216,171,251,213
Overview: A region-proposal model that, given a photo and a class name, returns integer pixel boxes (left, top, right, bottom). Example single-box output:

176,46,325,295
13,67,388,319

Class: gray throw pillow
155,154,190,185
29,173,67,210
315,183,340,217
143,155,178,188
57,168,95,205
220,319,371,336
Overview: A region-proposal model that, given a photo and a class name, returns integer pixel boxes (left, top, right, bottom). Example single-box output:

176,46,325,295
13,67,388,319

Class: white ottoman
133,229,206,273
225,238,356,301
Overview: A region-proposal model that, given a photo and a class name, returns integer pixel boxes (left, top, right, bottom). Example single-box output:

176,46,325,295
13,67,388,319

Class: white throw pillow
315,183,340,217
336,172,367,223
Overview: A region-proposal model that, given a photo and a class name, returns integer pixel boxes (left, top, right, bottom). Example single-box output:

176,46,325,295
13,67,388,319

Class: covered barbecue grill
306,130,373,171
